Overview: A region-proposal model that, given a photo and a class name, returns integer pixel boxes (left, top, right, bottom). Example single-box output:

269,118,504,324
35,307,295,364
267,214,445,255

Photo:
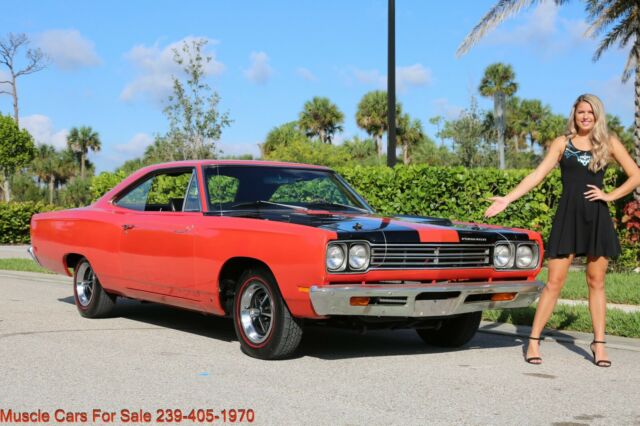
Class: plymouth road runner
30,161,544,359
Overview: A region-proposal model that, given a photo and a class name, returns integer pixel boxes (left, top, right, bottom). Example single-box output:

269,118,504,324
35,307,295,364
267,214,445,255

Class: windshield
204,165,373,214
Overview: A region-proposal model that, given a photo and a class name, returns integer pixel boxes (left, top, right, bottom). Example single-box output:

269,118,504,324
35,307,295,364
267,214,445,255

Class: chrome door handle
174,225,194,234
122,224,135,231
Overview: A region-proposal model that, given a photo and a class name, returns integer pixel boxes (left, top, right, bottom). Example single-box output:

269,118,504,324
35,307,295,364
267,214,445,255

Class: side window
115,178,152,211
208,175,239,207
115,169,194,212
183,172,201,212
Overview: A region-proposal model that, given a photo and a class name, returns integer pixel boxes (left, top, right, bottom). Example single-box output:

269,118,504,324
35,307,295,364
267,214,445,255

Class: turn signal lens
491,292,516,301
350,297,370,306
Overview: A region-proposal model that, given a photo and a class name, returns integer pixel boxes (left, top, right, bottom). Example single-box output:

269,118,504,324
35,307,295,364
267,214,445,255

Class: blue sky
1,1,633,172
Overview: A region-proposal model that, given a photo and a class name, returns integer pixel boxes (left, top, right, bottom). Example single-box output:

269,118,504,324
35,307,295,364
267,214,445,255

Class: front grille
369,243,492,269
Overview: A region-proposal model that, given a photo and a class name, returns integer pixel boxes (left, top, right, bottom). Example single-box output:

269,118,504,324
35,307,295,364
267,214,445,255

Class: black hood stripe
205,210,531,243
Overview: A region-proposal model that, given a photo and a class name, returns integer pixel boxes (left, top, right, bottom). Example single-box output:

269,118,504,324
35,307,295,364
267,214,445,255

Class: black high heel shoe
525,336,544,364
590,340,612,367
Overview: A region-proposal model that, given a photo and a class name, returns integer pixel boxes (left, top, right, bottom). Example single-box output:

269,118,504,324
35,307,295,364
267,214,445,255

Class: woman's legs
586,256,609,363
526,255,574,362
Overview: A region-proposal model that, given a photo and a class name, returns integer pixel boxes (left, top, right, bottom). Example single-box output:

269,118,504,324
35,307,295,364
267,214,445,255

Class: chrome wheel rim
239,281,274,344
75,262,95,307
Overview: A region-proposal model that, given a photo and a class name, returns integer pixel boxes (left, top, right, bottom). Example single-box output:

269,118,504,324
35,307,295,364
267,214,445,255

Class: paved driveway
1,270,639,425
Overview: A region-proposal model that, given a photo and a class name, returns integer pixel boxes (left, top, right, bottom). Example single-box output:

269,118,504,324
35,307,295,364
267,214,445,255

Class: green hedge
337,165,623,241
0,202,59,244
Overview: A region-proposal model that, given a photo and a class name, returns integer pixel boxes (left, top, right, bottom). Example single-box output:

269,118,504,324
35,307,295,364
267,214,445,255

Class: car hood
214,210,533,244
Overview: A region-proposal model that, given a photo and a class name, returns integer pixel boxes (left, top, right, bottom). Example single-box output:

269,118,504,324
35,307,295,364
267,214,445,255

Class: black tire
73,258,116,318
415,311,482,348
233,268,302,360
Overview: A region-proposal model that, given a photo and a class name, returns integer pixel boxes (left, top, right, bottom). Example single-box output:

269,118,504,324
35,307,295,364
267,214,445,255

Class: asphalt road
1,270,639,426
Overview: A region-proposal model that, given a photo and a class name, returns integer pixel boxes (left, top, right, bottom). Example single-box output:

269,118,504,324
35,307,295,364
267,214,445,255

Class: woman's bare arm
484,136,566,218
585,136,640,202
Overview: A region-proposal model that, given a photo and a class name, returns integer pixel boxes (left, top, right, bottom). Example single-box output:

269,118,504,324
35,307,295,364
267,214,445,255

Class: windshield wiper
229,200,309,211
308,201,370,213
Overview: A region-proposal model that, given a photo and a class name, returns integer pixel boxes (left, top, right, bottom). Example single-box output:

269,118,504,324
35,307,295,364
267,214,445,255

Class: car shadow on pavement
298,326,522,360
57,296,527,360
58,296,236,342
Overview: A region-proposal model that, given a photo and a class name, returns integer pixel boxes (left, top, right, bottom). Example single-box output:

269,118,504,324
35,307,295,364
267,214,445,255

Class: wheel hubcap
75,263,95,307
239,281,274,344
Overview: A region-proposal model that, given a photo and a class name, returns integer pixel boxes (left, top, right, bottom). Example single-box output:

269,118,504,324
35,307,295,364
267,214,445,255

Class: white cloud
397,64,432,91
485,2,593,57
595,76,633,122
350,64,432,92
296,67,316,82
21,115,68,149
115,132,154,155
121,36,224,103
352,68,386,88
36,29,101,70
433,98,464,120
244,52,273,84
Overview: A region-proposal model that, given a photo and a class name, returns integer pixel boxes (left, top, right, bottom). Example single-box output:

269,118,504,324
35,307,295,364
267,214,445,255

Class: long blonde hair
566,94,610,172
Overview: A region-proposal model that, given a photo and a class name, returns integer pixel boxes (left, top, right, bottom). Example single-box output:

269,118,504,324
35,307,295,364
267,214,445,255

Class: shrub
0,202,58,244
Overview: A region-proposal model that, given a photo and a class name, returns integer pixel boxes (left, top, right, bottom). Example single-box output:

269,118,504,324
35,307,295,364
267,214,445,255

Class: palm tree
356,91,402,157
479,63,518,169
298,97,344,144
67,126,101,179
31,144,58,204
458,0,640,197
397,114,425,165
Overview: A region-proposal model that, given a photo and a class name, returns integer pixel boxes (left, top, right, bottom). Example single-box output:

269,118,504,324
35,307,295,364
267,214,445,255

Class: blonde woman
485,94,640,367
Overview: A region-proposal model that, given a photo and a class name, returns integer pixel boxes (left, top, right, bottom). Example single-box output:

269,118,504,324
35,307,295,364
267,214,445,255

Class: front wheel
415,311,482,347
73,258,116,318
233,268,302,360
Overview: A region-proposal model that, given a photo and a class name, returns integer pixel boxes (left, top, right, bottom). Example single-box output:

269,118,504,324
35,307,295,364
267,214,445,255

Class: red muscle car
30,160,544,359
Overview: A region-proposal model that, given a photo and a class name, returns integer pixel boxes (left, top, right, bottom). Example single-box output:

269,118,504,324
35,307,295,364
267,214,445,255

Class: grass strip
536,269,640,305
0,258,54,274
483,304,640,338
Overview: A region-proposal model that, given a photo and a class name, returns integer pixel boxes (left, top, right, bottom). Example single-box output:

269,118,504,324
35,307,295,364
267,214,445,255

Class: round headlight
516,245,535,268
348,244,370,270
494,244,512,268
326,244,346,271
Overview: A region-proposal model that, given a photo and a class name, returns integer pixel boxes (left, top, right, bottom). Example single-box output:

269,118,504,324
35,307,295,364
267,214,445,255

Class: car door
114,168,201,305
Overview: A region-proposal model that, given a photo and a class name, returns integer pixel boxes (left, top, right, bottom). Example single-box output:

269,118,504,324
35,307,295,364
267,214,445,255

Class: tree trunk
403,143,409,165
81,152,86,180
48,176,55,204
634,52,640,200
2,172,11,202
376,134,383,157
495,93,505,170
12,76,19,128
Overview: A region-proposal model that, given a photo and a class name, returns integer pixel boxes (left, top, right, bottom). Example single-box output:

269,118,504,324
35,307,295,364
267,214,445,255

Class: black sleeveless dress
546,139,621,258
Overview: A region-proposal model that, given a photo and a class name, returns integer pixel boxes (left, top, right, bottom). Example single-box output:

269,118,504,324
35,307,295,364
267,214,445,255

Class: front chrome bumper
309,280,543,317
27,246,42,267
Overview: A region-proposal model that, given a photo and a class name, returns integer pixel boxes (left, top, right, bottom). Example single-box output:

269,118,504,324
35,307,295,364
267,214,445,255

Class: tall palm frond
456,0,570,57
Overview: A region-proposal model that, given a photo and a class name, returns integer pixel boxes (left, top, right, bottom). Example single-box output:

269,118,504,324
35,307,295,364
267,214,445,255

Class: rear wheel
415,311,482,347
73,258,116,318
233,268,302,359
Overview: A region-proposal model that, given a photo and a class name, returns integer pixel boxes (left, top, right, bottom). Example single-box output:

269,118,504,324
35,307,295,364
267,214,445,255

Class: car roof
142,159,331,171
93,160,333,208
